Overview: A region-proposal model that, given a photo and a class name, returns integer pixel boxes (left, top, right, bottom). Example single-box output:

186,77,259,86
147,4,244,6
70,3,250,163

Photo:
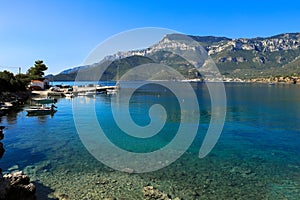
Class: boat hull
26,108,57,116
32,97,56,104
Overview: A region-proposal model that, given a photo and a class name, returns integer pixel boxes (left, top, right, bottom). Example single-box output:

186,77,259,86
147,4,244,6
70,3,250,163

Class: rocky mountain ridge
101,33,300,60
51,32,300,80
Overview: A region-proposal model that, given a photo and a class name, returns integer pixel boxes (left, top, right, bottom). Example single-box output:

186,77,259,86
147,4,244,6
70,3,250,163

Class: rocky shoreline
0,126,36,200
0,91,30,103
0,91,30,117
245,76,299,84
222,76,299,84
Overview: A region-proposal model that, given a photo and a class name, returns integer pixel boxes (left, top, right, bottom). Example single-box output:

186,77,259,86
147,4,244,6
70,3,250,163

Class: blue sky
1,0,300,74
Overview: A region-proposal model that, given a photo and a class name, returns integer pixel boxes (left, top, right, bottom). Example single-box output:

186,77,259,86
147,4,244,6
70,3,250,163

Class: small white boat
85,91,96,96
26,105,57,116
77,92,86,96
77,91,96,96
106,89,118,95
106,83,119,95
64,92,74,98
268,82,275,85
3,102,13,108
32,97,57,104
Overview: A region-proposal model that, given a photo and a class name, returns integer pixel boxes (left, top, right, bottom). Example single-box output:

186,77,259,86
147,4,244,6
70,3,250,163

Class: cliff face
52,33,300,80
206,33,300,54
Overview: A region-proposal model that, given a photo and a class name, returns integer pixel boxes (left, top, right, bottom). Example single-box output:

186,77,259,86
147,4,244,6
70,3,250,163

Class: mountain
49,32,300,81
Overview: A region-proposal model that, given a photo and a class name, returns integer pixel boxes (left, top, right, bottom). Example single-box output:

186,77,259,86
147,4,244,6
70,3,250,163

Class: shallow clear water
0,82,299,199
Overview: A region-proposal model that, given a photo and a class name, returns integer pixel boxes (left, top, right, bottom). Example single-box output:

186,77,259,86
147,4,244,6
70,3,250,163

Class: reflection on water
3,110,20,125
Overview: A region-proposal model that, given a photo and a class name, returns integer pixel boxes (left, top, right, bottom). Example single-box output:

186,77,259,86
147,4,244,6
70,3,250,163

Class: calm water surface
0,82,299,199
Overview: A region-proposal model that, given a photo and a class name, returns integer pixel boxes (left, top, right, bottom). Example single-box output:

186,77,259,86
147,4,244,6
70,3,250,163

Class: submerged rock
0,171,36,200
142,186,180,200
8,164,19,172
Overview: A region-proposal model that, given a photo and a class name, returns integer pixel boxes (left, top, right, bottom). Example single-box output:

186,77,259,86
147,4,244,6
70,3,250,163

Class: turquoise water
0,83,299,199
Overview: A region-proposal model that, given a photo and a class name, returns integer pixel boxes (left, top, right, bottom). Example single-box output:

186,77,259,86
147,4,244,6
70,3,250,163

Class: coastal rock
0,171,36,200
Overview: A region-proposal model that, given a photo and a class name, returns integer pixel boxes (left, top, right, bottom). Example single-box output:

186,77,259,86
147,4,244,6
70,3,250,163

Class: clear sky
1,0,300,74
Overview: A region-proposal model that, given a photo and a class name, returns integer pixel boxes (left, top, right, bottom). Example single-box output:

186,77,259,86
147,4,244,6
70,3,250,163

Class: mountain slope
50,32,300,81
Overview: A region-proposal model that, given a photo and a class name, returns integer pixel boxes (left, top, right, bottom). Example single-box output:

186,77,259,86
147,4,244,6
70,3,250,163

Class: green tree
0,70,14,81
0,71,30,92
0,70,14,91
27,60,48,79
15,73,31,85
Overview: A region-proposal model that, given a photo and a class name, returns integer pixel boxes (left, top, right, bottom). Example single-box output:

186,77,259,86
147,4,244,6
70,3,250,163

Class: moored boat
106,88,118,95
85,91,96,96
26,105,57,116
32,97,57,104
64,92,74,98
77,91,96,96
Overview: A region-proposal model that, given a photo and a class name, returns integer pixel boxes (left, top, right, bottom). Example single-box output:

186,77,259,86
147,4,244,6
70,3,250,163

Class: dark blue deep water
0,82,299,199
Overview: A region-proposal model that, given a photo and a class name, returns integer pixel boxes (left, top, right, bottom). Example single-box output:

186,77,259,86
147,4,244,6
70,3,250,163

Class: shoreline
0,91,30,117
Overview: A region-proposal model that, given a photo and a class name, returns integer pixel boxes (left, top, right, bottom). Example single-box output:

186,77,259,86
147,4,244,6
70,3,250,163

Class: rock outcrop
0,171,36,200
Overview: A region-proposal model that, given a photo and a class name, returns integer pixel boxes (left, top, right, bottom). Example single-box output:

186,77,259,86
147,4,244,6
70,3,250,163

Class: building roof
31,80,43,83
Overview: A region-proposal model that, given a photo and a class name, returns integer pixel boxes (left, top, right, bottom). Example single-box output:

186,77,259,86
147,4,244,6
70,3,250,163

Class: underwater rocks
143,186,170,200
230,166,257,178
142,186,181,200
0,171,36,200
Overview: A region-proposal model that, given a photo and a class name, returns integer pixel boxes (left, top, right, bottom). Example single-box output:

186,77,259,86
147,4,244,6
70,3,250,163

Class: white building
29,79,49,90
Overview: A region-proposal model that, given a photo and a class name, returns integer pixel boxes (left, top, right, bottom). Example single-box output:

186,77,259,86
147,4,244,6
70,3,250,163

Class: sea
0,82,299,199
